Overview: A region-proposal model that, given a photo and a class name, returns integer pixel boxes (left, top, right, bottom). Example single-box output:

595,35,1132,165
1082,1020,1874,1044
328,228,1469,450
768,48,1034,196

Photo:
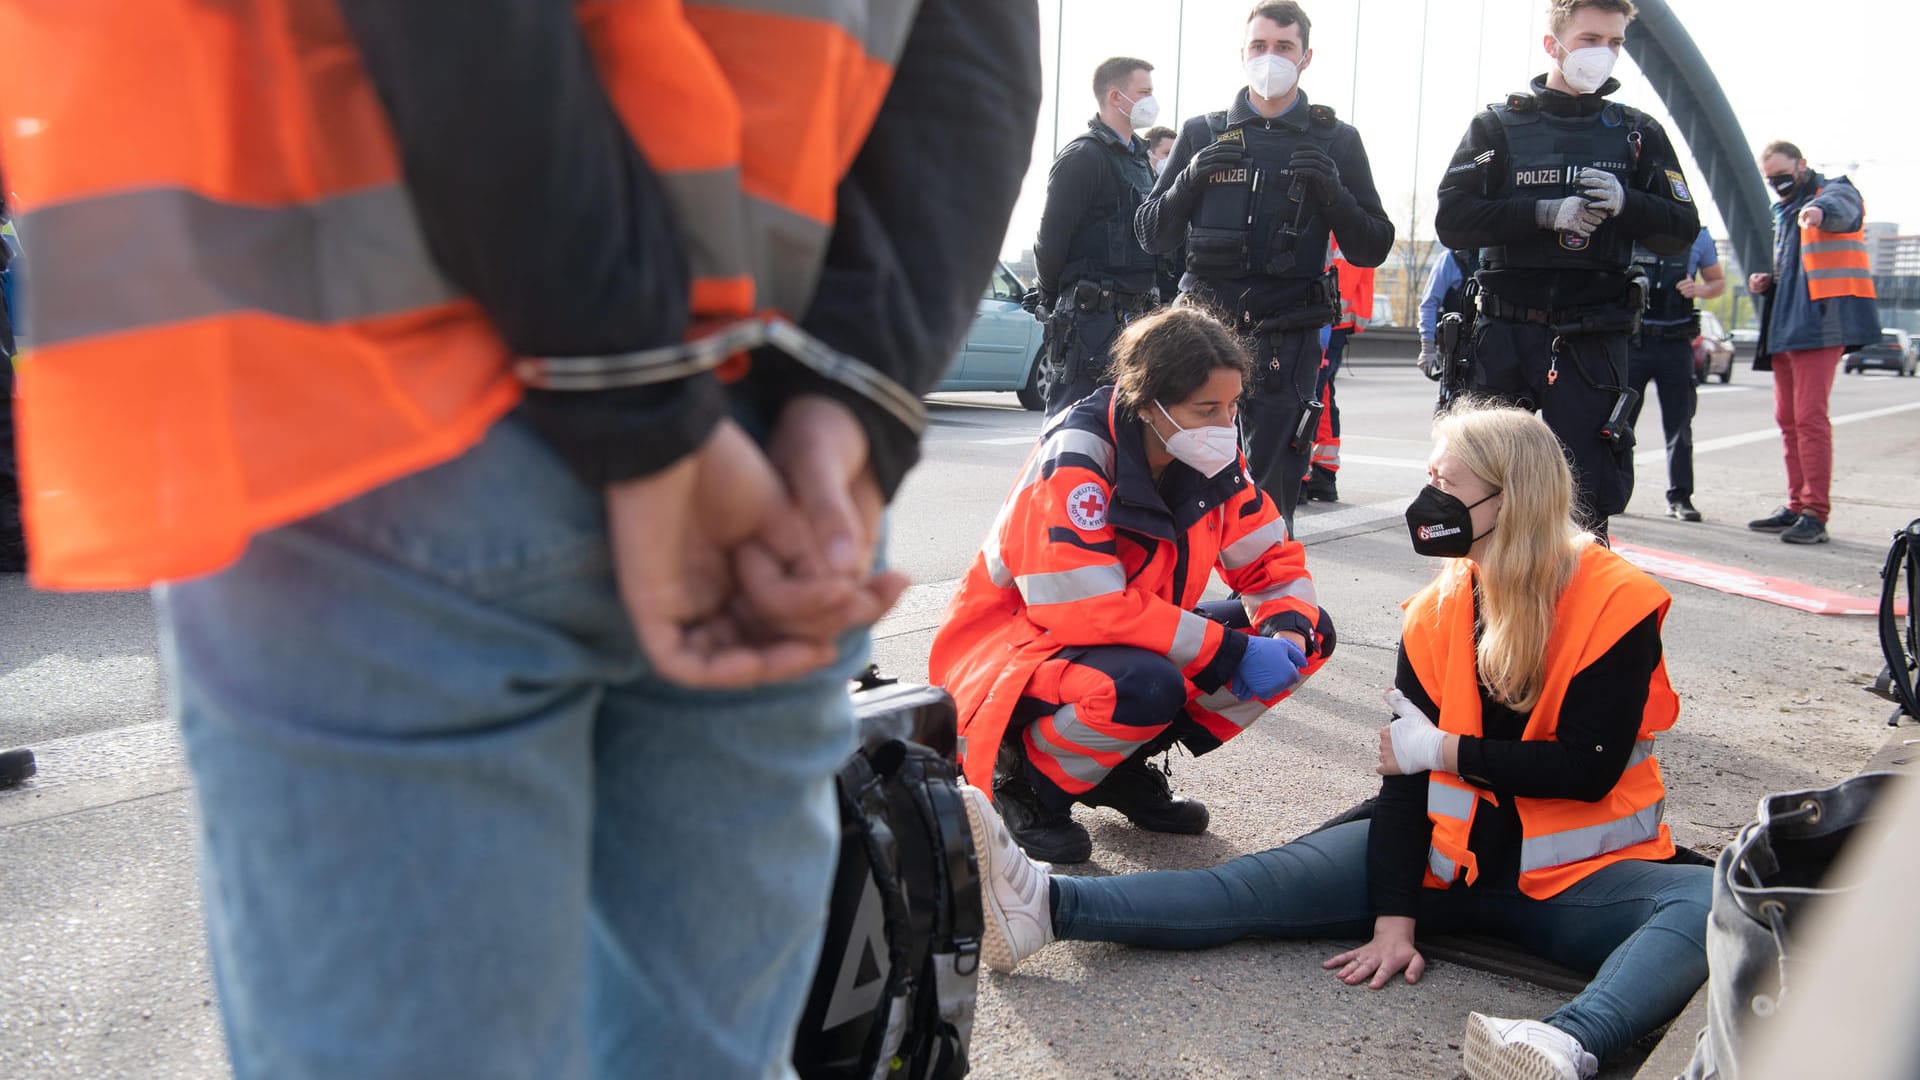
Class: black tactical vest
1185,106,1339,284
1630,244,1696,324
1478,95,1639,273
1062,131,1159,291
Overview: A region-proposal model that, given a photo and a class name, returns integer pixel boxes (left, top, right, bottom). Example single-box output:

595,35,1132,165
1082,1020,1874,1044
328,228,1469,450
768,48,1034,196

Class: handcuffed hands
606,397,906,690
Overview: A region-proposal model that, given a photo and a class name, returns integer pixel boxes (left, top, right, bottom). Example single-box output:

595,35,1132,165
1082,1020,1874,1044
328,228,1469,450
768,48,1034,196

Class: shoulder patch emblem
1066,482,1109,532
1665,169,1693,203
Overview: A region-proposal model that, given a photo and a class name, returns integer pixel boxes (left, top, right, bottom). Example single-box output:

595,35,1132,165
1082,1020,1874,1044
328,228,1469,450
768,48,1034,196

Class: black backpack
793,672,983,1079
1870,518,1920,725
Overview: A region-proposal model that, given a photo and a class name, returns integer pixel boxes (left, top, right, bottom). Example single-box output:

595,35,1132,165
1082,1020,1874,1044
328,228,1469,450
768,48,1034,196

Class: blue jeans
1052,819,1710,1061
156,413,867,1080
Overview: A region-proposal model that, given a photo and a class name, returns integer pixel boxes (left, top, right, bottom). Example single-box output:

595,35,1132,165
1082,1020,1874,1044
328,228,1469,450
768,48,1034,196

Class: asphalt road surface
4,363,1918,1079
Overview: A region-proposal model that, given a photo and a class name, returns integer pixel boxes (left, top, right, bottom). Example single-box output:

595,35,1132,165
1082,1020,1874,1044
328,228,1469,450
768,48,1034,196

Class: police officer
1628,226,1723,522
1032,56,1163,417
1416,246,1478,381
1136,1,1392,528
1435,0,1698,542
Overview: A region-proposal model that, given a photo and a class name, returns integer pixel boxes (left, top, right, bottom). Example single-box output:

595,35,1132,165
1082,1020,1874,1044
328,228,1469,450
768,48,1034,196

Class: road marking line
1612,540,1906,616
1637,399,1920,465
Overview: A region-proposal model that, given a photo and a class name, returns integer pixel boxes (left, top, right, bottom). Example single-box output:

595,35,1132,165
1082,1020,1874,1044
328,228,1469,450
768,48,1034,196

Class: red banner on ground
1612,540,1909,617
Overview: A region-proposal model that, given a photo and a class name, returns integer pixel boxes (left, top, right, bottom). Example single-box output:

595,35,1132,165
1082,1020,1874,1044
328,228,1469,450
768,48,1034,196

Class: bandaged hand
1380,688,1447,775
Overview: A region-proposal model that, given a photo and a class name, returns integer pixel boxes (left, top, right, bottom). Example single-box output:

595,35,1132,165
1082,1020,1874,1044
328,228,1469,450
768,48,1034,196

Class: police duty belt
514,315,927,436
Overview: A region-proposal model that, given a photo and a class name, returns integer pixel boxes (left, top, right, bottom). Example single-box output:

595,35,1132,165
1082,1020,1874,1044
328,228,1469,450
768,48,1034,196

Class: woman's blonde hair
1431,399,1591,711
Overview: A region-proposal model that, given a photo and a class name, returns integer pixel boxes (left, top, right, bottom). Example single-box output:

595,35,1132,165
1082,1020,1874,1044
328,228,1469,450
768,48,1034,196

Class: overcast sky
1002,0,1917,269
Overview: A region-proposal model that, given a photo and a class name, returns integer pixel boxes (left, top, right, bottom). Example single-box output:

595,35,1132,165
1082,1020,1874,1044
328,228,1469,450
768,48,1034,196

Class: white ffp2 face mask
1553,39,1618,94
1155,402,1240,478
1117,90,1161,130
1244,53,1300,100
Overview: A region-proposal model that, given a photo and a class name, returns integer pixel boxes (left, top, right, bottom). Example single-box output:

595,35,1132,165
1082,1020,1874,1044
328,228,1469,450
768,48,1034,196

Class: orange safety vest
1401,543,1678,900
1798,190,1876,301
1331,257,1374,332
0,0,913,589
930,389,1325,792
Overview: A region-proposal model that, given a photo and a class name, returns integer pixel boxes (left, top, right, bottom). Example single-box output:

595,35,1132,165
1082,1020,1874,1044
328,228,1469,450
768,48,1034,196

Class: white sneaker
1462,1013,1599,1080
960,782,1055,973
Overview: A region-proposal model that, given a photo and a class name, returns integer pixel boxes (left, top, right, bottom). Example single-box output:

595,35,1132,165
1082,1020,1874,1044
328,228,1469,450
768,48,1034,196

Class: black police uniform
1627,233,1707,508
1032,117,1160,417
1137,90,1392,527
1436,75,1699,537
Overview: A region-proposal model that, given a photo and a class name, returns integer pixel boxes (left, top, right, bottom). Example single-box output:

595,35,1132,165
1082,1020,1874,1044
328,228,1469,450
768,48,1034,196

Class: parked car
1692,309,1735,384
1842,329,1917,377
932,261,1046,409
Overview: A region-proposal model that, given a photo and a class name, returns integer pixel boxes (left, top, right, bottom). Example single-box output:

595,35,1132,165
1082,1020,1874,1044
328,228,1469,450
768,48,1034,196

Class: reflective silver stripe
1039,428,1115,479
21,184,459,348
1805,266,1873,281
1800,238,1868,256
1192,687,1269,730
1428,847,1458,883
1045,704,1154,758
1626,739,1655,770
744,192,835,320
657,167,755,285
686,0,920,66
1219,519,1289,570
1240,578,1318,619
1016,563,1126,606
1026,716,1113,788
1519,799,1665,873
983,545,1014,589
1167,611,1213,669
1427,781,1478,822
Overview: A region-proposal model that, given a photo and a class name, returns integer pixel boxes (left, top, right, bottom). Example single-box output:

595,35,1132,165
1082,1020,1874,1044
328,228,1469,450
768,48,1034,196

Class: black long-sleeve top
1433,75,1699,312
1366,606,1663,919
335,0,1041,496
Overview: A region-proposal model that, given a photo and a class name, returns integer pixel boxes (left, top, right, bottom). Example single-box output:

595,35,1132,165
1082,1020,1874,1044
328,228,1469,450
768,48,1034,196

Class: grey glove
1417,340,1442,380
1536,195,1605,237
1576,167,1625,218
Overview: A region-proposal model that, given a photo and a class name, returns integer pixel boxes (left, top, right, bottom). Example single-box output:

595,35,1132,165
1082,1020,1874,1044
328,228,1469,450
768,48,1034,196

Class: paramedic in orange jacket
962,401,1711,1080
930,305,1335,864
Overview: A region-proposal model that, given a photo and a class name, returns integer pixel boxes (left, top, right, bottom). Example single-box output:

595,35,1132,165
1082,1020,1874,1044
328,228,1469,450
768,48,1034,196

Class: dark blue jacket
1761,173,1881,356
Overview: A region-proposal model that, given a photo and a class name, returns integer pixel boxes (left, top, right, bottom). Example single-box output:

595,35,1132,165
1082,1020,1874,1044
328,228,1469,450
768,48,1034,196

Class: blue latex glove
1229,634,1308,701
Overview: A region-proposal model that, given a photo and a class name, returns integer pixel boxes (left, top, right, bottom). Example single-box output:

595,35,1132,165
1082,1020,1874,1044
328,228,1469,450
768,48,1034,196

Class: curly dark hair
1109,304,1253,416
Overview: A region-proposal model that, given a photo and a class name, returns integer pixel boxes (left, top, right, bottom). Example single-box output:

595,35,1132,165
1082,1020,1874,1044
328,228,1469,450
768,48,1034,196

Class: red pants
1771,347,1842,522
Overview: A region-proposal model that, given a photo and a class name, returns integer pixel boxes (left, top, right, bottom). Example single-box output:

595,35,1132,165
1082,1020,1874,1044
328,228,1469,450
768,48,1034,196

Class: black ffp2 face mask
1405,484,1499,558
1767,172,1799,200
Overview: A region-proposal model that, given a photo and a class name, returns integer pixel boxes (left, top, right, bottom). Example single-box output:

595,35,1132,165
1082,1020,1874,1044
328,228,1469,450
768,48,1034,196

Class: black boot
1079,743,1209,835
993,741,1092,864
1306,465,1339,503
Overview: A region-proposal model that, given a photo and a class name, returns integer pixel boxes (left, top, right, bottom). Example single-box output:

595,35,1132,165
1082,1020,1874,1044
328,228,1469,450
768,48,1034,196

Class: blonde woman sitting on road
960,401,1711,1080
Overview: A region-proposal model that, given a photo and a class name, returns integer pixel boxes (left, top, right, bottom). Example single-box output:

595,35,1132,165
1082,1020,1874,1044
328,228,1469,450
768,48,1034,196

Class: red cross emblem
1077,490,1105,519
1066,482,1109,531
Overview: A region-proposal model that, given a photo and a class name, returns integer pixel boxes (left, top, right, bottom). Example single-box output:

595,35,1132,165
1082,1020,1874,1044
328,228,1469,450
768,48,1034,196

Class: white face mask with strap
1553,38,1618,94
1153,402,1240,478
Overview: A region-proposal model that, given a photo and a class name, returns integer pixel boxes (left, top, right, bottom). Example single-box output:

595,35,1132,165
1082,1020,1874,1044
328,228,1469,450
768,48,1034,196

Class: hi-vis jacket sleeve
994,431,1248,692
1213,483,1321,648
